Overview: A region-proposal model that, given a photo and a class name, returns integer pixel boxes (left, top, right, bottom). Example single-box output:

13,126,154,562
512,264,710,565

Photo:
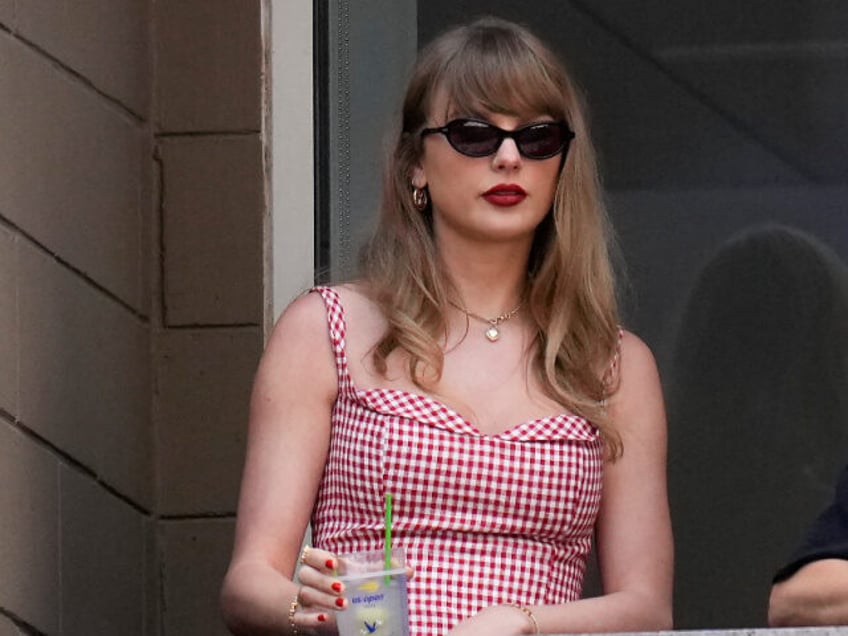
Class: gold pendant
485,325,500,342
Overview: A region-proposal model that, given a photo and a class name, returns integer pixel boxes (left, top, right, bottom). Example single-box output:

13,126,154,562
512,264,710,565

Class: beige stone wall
153,0,265,632
0,0,154,633
0,1,267,634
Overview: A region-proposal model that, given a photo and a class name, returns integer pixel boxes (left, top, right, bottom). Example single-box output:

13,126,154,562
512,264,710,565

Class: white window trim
270,0,315,320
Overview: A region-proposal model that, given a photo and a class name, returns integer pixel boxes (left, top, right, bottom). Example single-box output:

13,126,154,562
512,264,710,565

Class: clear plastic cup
335,548,409,636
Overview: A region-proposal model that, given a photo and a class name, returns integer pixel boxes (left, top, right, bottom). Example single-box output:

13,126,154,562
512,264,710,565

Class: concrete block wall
153,2,265,636
0,1,153,634
0,0,267,634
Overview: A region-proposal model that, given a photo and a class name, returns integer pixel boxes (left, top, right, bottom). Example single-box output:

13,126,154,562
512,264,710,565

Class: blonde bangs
432,26,569,122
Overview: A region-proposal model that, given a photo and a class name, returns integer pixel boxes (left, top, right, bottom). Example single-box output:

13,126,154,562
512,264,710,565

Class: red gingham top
311,287,605,635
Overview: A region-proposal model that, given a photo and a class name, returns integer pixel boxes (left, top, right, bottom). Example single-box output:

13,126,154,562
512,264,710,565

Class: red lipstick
482,183,527,206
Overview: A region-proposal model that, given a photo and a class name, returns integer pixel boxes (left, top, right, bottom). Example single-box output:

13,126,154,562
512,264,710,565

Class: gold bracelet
288,593,299,635
508,603,540,634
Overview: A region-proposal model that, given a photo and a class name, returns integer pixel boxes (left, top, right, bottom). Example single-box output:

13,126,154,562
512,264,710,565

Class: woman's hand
447,604,535,636
291,547,347,634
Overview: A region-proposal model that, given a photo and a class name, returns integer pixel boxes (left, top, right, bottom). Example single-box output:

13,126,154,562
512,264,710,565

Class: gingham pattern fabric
310,287,604,635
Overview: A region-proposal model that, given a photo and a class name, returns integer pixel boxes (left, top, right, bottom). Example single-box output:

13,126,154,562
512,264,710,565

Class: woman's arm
449,331,674,635
220,292,342,635
584,330,674,628
769,559,848,626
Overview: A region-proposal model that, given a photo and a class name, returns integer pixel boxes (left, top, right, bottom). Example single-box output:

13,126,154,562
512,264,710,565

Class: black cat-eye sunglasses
420,118,574,160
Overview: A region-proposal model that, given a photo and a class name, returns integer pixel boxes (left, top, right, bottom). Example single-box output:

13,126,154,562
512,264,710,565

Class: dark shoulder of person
773,463,848,582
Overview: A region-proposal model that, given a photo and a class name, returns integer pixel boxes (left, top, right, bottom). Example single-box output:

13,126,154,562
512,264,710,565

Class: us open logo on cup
350,579,389,633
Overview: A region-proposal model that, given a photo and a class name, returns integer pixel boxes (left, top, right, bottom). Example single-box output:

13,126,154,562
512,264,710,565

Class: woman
221,16,672,636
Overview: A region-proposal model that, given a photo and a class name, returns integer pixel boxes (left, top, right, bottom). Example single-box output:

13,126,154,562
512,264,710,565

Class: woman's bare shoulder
334,282,388,339
609,329,665,434
271,283,376,332
268,289,331,346
276,283,387,366
618,329,658,373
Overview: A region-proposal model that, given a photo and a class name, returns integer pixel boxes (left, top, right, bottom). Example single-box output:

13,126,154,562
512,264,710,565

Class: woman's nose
491,137,522,170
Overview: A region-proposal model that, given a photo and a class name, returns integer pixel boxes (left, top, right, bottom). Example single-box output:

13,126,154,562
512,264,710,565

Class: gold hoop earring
412,186,428,211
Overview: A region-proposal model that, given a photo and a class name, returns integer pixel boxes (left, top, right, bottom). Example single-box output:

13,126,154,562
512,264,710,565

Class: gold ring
288,593,299,635
299,545,311,565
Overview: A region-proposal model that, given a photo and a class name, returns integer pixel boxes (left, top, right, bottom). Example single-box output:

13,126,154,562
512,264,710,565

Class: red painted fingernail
335,597,345,608
325,558,336,570
318,614,327,623
331,581,343,593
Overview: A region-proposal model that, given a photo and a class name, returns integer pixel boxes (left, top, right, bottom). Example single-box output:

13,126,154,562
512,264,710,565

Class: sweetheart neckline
353,385,592,438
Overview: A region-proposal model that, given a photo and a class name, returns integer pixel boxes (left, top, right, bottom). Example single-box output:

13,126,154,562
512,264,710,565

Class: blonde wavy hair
360,17,622,456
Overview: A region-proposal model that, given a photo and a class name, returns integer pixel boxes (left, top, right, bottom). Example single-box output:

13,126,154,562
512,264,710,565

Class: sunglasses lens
446,120,501,157
516,123,565,159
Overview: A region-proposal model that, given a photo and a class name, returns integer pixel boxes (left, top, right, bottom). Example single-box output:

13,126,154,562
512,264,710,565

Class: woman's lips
482,184,527,206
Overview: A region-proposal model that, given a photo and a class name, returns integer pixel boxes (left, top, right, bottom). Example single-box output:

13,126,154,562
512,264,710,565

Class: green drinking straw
384,492,393,583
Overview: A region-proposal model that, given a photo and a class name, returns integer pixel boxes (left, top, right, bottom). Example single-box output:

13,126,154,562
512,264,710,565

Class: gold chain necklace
450,300,523,342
